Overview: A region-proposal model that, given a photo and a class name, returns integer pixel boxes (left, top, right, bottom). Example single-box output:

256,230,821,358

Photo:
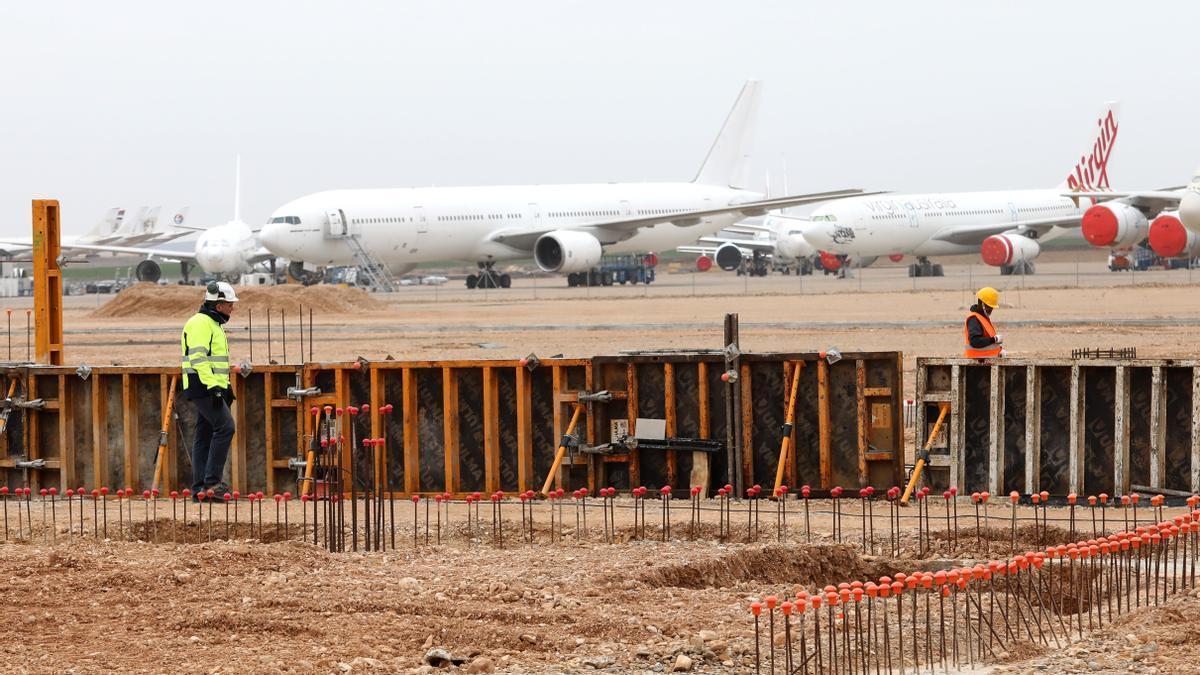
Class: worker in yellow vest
181,281,238,498
964,287,1004,358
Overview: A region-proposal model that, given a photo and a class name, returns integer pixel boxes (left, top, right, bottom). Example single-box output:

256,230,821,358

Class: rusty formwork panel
0,351,905,497
0,364,306,495
916,357,1200,497
586,351,905,493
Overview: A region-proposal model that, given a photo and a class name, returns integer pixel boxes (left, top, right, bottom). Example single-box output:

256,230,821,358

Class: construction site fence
916,357,1200,498
0,351,904,497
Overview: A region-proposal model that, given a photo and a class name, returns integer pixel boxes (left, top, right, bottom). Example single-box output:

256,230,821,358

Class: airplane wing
929,215,1083,246
0,241,199,263
1064,188,1186,213
488,189,875,251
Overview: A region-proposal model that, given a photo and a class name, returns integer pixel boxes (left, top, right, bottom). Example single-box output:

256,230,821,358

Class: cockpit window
810,214,838,222
269,216,302,224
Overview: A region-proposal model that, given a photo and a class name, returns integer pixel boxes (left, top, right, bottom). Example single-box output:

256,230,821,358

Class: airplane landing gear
466,262,511,289
178,261,193,285
907,257,944,277
999,261,1036,275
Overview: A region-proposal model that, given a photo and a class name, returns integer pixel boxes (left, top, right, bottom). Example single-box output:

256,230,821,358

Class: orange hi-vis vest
963,311,1002,358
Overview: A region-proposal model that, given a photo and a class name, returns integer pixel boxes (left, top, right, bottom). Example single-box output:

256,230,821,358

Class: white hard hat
204,281,239,303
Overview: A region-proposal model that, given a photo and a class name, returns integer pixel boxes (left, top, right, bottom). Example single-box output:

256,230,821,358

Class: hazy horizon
2,0,1196,236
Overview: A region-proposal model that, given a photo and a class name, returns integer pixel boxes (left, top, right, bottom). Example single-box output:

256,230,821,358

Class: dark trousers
190,396,235,493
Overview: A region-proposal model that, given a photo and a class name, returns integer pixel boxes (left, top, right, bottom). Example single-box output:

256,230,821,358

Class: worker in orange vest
964,287,1004,358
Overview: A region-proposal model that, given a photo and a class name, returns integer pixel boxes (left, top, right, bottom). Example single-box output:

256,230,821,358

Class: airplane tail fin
693,80,761,189
1057,101,1120,191
84,208,124,240
171,207,190,227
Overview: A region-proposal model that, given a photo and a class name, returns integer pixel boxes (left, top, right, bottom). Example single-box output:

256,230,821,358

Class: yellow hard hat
976,287,999,308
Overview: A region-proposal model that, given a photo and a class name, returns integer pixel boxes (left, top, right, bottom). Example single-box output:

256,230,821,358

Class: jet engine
1081,203,1148,248
1148,212,1200,259
135,259,162,283
980,234,1040,267
714,243,745,271
1179,189,1200,234
533,230,603,273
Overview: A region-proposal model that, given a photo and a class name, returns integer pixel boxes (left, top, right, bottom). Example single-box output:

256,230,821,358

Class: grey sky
2,0,1196,235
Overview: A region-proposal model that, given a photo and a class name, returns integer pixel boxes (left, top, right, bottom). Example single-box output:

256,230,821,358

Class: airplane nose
259,222,292,256
801,223,834,249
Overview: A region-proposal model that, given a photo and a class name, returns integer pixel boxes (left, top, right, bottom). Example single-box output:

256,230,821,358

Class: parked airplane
260,81,870,289
802,102,1120,276
678,213,817,274
0,206,191,256
24,160,275,282
1067,168,1200,260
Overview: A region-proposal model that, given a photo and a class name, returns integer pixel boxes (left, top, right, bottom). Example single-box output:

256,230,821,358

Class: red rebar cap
661,486,671,495
412,495,421,503
310,406,319,415
182,489,191,497
765,596,778,610
301,494,310,502
381,404,394,414
750,602,762,616
691,486,702,496
91,489,100,497
118,489,126,498
980,491,990,502
831,486,843,498
66,489,75,497
274,494,282,502
1088,495,1097,505
1030,493,1039,504
323,406,332,414
1100,493,1109,504
143,490,151,499
360,404,370,413
1121,495,1131,505
100,487,109,495
781,601,793,615
1039,491,1049,501
1010,491,1020,503
801,486,811,498
1131,494,1141,504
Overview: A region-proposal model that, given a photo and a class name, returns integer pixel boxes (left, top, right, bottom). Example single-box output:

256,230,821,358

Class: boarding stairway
344,235,400,292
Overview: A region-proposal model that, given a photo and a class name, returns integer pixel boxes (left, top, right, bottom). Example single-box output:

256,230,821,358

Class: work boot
207,482,232,498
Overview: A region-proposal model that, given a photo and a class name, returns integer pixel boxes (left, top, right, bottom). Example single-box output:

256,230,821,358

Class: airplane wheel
932,264,944,277
499,274,511,289
466,274,478,289
907,263,921,278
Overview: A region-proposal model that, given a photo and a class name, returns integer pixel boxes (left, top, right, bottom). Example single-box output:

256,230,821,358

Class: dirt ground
0,496,1196,673
5,258,1200,672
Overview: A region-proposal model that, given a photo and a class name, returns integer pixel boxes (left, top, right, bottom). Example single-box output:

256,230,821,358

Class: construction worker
964,286,1004,358
181,281,238,497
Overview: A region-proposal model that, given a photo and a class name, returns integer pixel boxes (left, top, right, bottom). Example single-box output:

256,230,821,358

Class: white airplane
260,81,871,289
1067,169,1200,260
25,159,276,282
802,102,1120,276
678,213,817,274
0,206,192,255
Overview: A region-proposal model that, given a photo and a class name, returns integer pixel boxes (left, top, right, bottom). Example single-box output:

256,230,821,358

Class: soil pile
89,283,389,318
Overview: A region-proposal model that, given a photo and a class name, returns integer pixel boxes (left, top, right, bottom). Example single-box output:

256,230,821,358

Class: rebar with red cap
660,485,671,541
800,484,811,543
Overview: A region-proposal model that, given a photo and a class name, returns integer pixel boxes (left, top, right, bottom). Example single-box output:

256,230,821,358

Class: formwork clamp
14,458,46,470
286,386,321,400
287,457,308,471
576,390,612,403
12,398,44,411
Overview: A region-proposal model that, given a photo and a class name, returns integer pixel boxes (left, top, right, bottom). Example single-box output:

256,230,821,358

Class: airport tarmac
17,256,1192,403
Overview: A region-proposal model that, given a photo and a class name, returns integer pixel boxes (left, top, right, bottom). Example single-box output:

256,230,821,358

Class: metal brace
14,398,44,410
75,365,92,380
237,362,253,378
577,390,613,403
723,343,741,361
287,457,308,471
286,386,321,400
14,458,46,469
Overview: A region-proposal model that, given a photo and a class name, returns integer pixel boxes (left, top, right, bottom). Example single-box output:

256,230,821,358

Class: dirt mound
89,283,389,318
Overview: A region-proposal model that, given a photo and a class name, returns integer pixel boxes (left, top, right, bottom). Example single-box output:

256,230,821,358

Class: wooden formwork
0,351,904,496
916,357,1200,497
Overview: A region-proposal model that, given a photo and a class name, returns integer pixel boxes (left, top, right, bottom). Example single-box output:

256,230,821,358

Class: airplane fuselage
262,183,761,267
804,189,1088,257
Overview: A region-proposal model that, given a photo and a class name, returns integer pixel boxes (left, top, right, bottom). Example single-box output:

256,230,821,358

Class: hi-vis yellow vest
181,312,230,390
